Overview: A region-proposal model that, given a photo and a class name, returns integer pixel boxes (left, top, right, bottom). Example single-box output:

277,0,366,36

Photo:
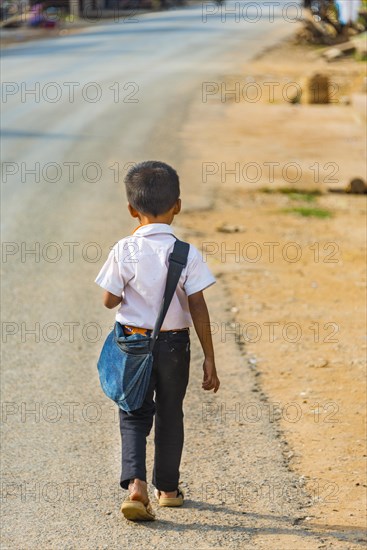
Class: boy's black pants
119,330,190,492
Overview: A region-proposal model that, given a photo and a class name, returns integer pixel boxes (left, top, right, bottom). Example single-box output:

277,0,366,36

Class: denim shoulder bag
97,239,190,412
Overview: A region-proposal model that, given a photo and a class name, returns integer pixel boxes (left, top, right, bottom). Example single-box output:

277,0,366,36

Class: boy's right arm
95,243,126,307
188,291,220,393
103,290,122,309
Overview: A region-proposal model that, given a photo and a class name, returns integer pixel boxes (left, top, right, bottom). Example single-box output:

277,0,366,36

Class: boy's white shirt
95,223,216,330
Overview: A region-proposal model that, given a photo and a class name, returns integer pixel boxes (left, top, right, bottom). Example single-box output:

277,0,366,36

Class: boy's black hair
124,161,180,217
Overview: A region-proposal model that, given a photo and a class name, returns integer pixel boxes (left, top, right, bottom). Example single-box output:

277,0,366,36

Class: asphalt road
0,3,324,549
1,0,301,236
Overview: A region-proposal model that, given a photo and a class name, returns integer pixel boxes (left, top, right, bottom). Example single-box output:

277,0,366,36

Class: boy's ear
173,199,181,215
128,203,140,218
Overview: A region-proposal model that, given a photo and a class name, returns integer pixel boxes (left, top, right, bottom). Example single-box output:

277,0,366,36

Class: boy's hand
202,357,220,393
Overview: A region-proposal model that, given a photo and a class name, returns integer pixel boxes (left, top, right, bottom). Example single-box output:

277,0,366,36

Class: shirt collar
132,223,175,237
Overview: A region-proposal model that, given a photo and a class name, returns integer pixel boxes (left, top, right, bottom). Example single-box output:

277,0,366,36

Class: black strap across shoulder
150,239,190,350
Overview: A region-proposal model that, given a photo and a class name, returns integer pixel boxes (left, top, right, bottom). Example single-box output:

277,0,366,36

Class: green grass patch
286,192,317,202
282,207,332,219
260,187,322,202
354,51,367,63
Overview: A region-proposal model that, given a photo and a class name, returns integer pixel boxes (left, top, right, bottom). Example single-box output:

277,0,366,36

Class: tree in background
301,0,364,40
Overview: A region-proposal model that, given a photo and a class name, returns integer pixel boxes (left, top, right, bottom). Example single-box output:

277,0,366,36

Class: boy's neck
136,208,178,226
137,215,172,226
128,200,180,227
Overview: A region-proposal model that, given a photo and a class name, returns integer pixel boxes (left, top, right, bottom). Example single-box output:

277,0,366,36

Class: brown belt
123,325,189,336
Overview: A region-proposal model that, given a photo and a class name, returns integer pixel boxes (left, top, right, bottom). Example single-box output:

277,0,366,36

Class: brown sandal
154,487,184,507
121,496,156,521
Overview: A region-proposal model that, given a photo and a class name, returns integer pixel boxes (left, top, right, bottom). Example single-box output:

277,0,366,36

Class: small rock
323,47,343,61
216,223,245,234
292,516,306,526
301,73,331,104
340,95,351,105
308,358,329,368
347,178,367,195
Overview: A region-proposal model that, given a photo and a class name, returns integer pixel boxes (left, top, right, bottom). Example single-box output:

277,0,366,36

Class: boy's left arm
188,290,220,393
103,291,122,309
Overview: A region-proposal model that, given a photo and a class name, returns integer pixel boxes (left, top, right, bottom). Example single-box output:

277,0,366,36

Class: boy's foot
121,479,156,521
154,487,184,507
160,490,179,498
128,479,149,505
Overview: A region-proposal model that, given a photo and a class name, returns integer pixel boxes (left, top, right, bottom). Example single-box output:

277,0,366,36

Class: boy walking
95,161,220,521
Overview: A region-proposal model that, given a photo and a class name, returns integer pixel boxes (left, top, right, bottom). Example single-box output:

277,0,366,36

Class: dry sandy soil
176,39,367,544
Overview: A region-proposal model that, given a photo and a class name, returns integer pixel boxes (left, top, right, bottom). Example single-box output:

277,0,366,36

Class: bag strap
150,239,190,350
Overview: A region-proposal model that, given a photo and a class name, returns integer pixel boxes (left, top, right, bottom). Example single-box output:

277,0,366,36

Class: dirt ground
176,39,367,542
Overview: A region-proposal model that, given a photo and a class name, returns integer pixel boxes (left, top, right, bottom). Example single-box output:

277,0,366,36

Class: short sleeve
95,245,125,297
184,245,216,296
